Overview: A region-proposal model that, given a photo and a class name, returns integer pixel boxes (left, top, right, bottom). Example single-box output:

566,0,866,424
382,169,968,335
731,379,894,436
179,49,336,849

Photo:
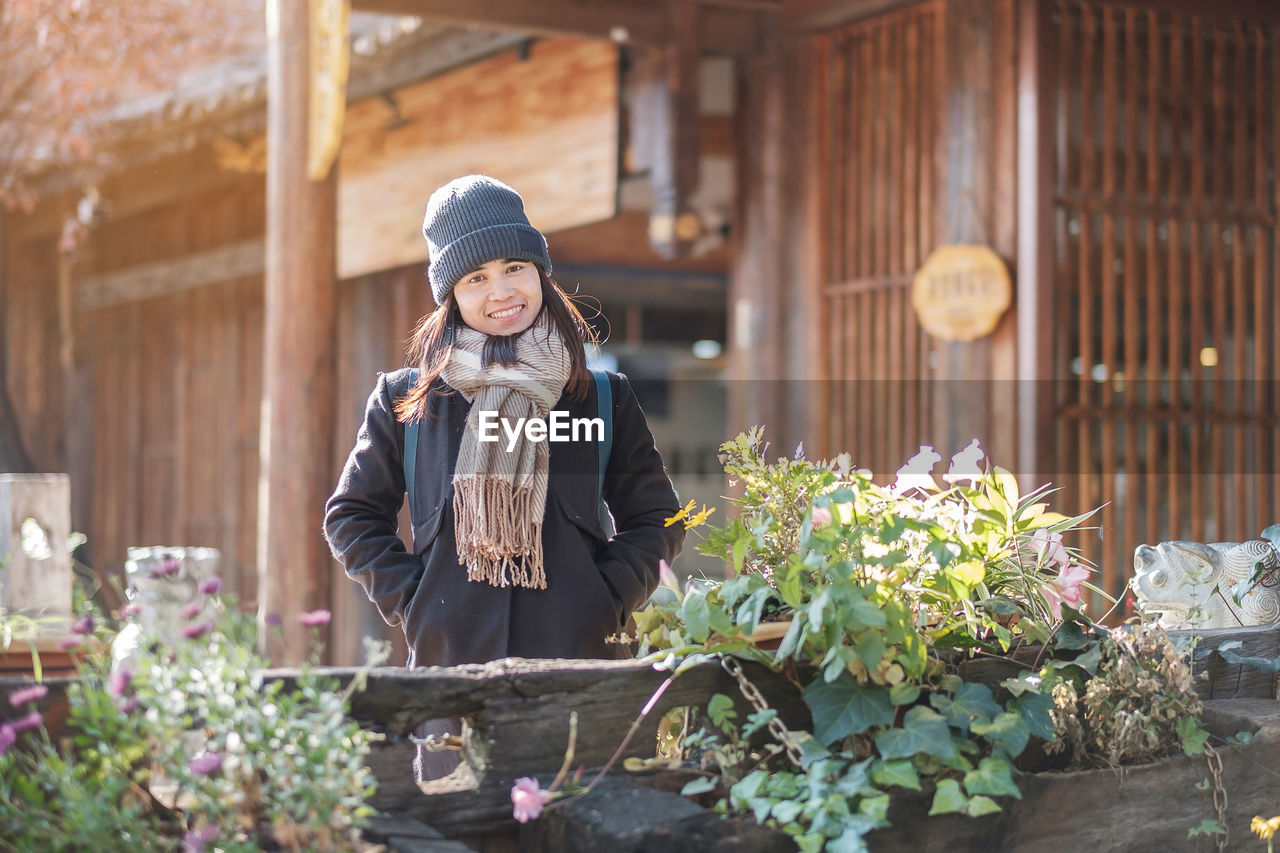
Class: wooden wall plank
338,38,620,280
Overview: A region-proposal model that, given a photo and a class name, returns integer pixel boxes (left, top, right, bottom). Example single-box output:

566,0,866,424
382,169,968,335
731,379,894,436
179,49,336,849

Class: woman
324,175,683,778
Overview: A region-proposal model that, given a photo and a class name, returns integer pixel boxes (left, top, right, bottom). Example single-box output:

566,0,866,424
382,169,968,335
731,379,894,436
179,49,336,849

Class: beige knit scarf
441,312,572,589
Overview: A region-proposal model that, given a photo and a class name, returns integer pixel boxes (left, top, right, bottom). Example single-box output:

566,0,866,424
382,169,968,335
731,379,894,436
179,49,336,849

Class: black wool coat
324,368,684,668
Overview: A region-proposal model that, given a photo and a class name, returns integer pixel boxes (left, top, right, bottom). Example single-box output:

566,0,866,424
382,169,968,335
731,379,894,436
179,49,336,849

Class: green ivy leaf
849,598,887,629
855,631,886,670
874,706,955,759
966,795,1002,817
1012,692,1057,741
871,759,922,791
962,757,1022,800
928,778,968,815
708,693,737,730
735,587,771,633
771,799,803,823
679,595,710,643
971,712,1031,758
930,682,1002,731
742,709,777,739
680,776,718,796
1177,717,1210,756
889,682,920,707
803,673,894,745
1054,619,1091,650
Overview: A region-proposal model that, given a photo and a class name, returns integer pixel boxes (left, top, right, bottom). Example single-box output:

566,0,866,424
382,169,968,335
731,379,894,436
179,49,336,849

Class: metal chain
1205,743,1228,852
721,656,807,767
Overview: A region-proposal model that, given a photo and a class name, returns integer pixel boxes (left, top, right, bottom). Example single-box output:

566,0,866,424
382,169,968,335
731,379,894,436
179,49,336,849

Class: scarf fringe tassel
453,476,547,590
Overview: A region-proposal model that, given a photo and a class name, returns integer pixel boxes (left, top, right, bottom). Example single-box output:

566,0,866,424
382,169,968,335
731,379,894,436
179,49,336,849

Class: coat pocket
411,503,447,557
554,487,608,544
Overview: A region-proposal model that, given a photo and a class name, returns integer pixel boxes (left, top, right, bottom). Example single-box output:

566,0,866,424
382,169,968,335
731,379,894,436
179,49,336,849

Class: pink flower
187,752,223,776
59,637,81,652
298,609,331,627
152,555,181,578
108,668,133,698
181,621,213,640
11,711,42,733
658,559,679,591
181,601,204,620
1044,563,1091,621
120,602,142,619
117,696,142,715
811,506,833,527
511,777,551,823
70,614,95,636
0,724,14,757
1030,529,1070,568
198,577,223,596
9,684,48,707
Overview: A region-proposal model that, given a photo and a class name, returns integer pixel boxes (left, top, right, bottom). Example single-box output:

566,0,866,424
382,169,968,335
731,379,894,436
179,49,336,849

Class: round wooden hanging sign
910,244,1012,342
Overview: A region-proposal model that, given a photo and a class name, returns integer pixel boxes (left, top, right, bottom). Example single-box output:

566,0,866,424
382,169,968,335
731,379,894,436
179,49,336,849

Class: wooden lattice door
1053,1,1280,601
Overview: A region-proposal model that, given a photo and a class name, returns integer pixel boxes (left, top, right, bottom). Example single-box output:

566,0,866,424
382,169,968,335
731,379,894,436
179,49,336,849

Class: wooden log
1168,623,1280,700
261,0,339,663
526,776,796,852
267,656,811,836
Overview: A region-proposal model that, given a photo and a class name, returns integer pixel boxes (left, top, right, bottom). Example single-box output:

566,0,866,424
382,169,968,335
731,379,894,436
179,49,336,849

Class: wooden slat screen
815,3,941,476
1055,1,1279,602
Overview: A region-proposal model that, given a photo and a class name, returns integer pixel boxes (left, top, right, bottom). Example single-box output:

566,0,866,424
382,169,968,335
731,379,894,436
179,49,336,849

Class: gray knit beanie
422,175,552,305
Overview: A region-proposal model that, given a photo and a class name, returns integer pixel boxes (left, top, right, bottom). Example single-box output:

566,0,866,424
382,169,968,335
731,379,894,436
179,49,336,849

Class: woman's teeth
490,305,523,319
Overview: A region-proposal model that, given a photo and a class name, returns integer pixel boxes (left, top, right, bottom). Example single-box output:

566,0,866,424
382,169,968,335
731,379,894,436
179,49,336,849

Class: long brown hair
393,269,600,423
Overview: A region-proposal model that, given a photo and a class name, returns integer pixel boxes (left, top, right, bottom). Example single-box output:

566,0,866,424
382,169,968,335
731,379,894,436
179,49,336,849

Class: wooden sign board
910,244,1012,342
337,38,620,281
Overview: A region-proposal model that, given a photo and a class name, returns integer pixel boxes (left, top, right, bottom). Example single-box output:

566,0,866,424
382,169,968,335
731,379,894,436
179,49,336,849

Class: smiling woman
323,174,684,785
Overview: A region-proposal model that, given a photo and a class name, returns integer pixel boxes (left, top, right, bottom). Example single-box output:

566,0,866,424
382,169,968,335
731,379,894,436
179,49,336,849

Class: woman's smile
454,258,543,336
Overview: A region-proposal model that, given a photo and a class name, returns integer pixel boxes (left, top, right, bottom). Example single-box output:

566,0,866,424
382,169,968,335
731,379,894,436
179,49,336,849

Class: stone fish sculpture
1131,540,1280,629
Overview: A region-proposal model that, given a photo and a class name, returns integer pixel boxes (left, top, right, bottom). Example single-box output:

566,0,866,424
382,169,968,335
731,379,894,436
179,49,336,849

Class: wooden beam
349,0,767,56
261,0,339,664
77,239,264,311
782,0,925,32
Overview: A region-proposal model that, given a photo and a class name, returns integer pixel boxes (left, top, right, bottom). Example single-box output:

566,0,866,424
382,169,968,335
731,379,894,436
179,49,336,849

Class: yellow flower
686,505,716,530
1252,815,1280,840
664,499,696,528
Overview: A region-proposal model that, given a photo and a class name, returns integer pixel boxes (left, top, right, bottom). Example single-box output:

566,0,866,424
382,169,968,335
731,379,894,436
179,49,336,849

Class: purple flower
108,668,133,698
181,601,203,620
152,555,182,578
8,684,48,707
198,577,223,596
120,602,142,619
182,825,218,852
298,609,331,628
181,621,213,640
117,696,142,715
187,752,223,776
265,611,282,627
11,711,42,733
70,614,95,636
0,724,14,756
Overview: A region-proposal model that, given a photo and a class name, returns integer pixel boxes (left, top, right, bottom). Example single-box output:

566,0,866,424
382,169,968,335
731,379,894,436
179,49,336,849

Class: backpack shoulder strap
403,369,420,520
590,369,613,532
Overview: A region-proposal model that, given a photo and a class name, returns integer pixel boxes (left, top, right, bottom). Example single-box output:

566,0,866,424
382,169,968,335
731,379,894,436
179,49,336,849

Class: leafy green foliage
617,429,1201,852
0,583,388,850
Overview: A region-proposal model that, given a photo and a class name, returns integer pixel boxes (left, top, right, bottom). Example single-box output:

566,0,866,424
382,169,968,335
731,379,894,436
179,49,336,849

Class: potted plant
615,429,1208,852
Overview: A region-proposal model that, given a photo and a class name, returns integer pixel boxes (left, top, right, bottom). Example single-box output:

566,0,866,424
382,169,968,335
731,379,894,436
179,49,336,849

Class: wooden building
2,0,1277,660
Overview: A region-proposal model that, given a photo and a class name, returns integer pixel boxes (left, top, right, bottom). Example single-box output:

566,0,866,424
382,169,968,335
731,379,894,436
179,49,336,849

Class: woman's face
453,258,543,336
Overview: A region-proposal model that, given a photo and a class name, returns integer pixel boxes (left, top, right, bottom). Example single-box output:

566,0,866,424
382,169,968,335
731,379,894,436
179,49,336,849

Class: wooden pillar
729,32,787,444
929,0,1019,467
261,0,338,662
1016,0,1057,489
57,250,96,579
0,212,34,473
